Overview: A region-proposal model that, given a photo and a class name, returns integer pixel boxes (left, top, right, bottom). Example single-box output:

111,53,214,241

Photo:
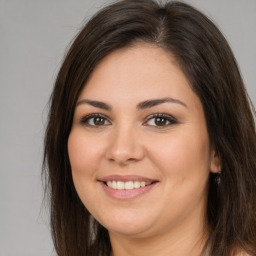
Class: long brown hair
43,1,256,255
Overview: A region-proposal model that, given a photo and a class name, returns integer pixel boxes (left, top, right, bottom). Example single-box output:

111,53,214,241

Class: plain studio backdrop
0,0,255,255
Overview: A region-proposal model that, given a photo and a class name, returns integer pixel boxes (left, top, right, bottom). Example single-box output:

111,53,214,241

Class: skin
68,43,221,256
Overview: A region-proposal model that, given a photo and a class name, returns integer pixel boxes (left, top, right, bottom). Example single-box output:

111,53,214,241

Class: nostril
105,130,145,164
106,149,144,164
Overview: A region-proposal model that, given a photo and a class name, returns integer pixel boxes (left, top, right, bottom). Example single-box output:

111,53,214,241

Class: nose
105,125,145,165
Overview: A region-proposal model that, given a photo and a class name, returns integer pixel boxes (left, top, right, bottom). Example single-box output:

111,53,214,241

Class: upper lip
99,175,157,182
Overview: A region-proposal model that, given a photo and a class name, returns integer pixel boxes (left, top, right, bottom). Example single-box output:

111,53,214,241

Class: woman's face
68,43,220,239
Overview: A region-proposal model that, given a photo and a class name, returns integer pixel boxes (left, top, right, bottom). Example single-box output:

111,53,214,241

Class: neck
109,212,209,256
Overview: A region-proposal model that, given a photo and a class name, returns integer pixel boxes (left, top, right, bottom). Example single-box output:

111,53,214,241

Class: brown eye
154,117,168,126
144,114,177,128
81,114,111,127
93,117,105,125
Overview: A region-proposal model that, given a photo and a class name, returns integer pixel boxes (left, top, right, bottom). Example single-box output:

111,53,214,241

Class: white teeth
124,181,133,190
134,181,140,188
112,180,117,189
116,181,125,189
106,181,153,190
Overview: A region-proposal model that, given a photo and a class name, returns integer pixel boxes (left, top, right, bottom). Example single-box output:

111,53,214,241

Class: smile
105,180,153,190
99,175,158,200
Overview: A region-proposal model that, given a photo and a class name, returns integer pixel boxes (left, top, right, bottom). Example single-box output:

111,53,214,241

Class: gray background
0,0,255,255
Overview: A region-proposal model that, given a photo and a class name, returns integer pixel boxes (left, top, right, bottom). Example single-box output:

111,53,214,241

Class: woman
43,1,256,255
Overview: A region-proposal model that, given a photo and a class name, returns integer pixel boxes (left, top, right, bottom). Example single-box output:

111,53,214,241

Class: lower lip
100,182,158,200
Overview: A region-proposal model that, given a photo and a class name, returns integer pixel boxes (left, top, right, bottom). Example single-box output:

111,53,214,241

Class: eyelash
80,113,177,128
143,113,177,127
80,114,111,127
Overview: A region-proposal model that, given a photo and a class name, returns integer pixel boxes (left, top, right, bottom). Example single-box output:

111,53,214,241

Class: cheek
67,130,107,206
147,129,211,217
68,131,104,177
67,131,104,210
148,127,211,181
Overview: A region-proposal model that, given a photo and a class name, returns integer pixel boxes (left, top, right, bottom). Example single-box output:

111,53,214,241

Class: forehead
78,43,199,109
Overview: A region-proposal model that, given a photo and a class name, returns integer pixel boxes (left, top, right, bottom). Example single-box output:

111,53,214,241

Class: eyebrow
76,97,187,110
76,99,112,111
136,97,187,110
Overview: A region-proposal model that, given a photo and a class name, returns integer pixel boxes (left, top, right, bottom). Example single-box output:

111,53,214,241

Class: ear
210,149,221,173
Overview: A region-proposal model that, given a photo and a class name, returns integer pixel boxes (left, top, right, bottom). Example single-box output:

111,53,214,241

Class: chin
96,211,156,237
107,223,152,238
